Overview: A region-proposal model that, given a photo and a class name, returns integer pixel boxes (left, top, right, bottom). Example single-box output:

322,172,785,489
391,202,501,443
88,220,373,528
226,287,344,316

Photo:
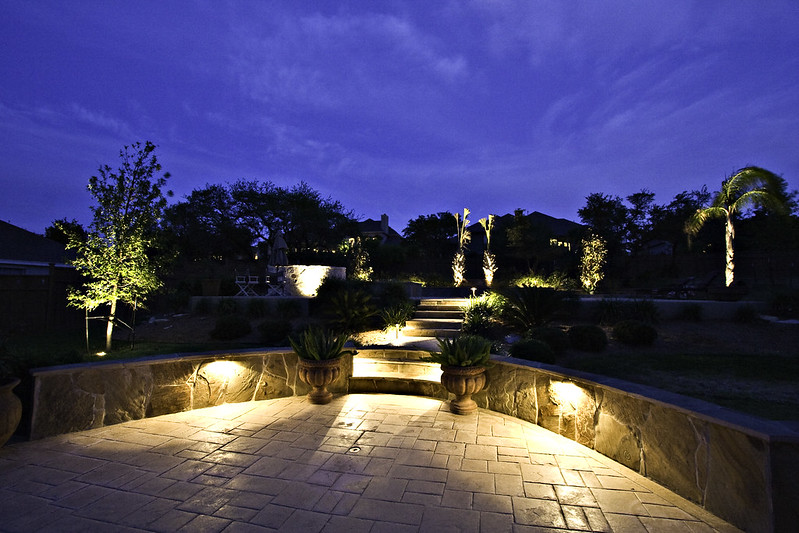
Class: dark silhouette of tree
578,193,629,256
45,218,86,246
163,184,255,262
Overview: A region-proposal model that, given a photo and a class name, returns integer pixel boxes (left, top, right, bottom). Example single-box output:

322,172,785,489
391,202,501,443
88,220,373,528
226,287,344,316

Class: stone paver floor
0,394,740,532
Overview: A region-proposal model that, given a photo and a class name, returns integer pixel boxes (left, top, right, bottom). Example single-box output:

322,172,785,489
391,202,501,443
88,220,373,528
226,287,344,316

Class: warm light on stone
549,381,588,413
202,360,242,382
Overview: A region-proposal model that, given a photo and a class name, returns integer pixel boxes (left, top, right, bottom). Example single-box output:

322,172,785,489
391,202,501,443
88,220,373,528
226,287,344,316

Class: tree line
50,142,797,348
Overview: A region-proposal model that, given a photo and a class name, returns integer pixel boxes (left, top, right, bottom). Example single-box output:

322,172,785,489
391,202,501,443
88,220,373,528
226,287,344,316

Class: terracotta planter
297,357,342,404
440,365,487,415
0,377,22,447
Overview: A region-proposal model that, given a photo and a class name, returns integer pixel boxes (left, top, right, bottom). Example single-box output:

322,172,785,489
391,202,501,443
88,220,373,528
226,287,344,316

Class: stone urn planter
291,327,356,405
424,335,492,415
0,377,22,447
440,365,487,415
297,358,343,404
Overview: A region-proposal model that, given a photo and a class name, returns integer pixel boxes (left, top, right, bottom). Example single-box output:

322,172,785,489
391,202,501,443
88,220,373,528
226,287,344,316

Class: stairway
405,298,467,338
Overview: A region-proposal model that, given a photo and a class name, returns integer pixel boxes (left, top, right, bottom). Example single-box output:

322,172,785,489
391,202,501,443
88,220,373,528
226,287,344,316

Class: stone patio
0,394,739,532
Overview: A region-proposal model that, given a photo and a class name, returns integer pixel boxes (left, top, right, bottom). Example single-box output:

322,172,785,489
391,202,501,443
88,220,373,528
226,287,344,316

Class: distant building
0,221,79,330
358,214,403,245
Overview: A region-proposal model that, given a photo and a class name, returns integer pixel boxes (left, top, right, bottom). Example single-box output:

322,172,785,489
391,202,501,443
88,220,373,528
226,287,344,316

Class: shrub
210,314,252,340
596,298,658,325
612,320,658,346
676,303,703,322
529,326,570,354
324,288,378,335
509,339,556,364
258,318,293,345
498,286,568,331
568,325,608,352
511,270,579,291
461,293,503,338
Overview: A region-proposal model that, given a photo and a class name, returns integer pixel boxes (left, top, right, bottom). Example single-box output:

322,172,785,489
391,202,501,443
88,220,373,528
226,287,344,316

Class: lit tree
685,166,788,287
452,208,470,286
348,237,373,281
64,142,171,351
580,233,607,294
479,215,497,286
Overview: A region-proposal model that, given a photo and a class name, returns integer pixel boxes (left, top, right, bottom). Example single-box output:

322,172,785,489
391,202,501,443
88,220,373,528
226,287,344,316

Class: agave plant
424,335,493,367
289,327,357,361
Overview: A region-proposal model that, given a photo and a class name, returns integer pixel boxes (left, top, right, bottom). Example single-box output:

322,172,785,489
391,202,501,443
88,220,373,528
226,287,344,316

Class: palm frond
684,206,726,235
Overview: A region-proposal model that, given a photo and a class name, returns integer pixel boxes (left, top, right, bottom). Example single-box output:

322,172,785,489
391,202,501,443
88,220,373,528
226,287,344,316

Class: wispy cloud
70,104,134,139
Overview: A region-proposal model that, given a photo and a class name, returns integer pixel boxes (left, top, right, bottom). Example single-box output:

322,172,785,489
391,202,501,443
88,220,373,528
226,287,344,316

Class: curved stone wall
29,348,797,532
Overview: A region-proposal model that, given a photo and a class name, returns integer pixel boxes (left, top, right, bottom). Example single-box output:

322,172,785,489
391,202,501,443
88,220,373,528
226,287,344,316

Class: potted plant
290,327,356,404
425,335,492,415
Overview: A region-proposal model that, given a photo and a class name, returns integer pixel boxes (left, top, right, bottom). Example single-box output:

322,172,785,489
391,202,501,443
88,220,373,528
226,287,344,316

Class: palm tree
685,166,788,287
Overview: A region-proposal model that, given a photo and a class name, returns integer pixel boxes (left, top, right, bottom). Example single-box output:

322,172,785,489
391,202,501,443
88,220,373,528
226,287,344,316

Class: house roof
358,215,403,244
0,220,71,265
468,211,583,238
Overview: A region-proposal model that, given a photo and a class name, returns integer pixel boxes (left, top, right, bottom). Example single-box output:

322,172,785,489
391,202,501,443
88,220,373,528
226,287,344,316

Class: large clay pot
440,365,487,415
297,358,342,404
0,377,22,446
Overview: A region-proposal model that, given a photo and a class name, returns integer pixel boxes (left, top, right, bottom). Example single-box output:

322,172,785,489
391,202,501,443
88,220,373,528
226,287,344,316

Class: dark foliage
612,320,658,346
210,315,252,340
568,324,608,352
509,339,556,364
529,326,570,354
257,318,293,346
595,298,658,325
499,286,568,331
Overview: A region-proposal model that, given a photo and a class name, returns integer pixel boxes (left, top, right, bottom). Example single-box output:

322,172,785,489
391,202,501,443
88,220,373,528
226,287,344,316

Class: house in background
358,214,403,245
0,221,80,331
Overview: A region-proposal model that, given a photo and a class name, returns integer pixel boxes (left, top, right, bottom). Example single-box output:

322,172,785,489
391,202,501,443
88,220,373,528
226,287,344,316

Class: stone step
403,327,460,338
406,318,462,329
414,310,464,319
406,298,467,338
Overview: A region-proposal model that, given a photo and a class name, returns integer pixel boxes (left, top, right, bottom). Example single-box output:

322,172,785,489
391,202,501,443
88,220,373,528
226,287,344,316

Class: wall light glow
202,360,243,382
549,381,587,412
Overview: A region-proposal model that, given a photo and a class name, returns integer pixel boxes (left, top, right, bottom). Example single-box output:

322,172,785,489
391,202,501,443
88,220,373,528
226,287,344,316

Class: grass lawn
559,350,799,421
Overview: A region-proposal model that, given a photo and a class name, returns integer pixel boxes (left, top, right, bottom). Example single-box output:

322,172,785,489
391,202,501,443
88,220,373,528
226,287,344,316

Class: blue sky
2,1,798,235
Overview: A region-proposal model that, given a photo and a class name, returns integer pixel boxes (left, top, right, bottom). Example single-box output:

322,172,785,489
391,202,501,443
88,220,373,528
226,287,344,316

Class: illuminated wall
283,265,346,297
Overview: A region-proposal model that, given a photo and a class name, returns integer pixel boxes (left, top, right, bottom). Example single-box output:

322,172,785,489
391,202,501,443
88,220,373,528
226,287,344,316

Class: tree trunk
105,293,117,352
725,214,735,287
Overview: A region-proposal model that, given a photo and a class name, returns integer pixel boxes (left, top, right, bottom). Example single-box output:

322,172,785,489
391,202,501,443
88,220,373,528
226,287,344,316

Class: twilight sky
2,1,798,235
